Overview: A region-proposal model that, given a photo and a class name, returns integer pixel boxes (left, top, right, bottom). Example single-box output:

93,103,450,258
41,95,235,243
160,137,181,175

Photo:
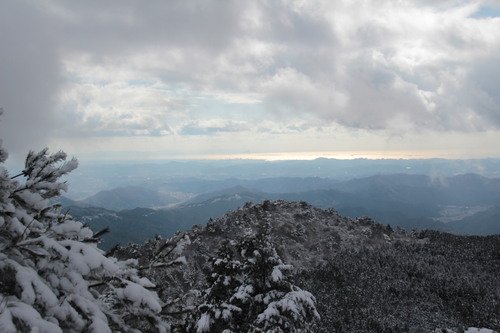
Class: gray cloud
1,0,500,161
52,0,246,58
467,54,500,127
0,1,63,161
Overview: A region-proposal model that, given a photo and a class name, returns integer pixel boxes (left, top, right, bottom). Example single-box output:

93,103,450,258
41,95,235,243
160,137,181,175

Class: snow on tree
191,241,244,332
192,223,320,333
0,139,168,332
435,329,498,333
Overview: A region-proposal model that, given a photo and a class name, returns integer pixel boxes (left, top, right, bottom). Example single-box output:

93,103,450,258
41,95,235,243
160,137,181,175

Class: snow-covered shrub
193,223,320,332
0,141,168,332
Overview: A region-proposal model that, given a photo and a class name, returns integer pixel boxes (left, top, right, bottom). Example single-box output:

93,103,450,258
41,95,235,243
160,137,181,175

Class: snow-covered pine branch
0,142,169,332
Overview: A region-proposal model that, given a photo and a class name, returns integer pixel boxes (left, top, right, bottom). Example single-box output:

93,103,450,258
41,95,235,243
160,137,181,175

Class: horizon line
81,149,500,162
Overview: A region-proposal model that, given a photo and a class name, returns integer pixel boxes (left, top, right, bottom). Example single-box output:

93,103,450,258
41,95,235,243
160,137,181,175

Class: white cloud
58,78,182,137
179,119,250,135
261,67,349,118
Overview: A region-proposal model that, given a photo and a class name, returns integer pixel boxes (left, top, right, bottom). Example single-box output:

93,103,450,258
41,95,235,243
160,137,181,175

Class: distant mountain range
72,186,181,210
65,158,500,199
65,191,265,250
59,173,500,250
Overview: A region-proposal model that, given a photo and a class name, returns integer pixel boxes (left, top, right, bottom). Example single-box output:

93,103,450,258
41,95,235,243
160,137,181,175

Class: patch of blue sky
66,71,109,86
190,92,262,116
126,79,156,86
470,5,500,18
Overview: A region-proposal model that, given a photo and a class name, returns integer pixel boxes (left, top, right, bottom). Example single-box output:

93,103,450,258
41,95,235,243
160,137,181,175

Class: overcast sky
1,0,500,163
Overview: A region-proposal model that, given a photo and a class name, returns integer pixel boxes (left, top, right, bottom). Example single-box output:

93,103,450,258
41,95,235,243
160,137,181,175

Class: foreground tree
193,223,320,332
0,137,168,332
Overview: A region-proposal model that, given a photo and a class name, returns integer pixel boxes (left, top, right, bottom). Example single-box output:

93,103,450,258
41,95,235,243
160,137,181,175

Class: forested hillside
114,200,500,332
299,231,500,332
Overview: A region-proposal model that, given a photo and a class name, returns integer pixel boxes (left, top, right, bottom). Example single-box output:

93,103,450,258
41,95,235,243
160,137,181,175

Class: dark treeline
297,231,500,333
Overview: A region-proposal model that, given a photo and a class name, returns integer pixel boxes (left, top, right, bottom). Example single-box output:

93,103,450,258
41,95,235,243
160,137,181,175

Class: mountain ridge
113,200,500,332
60,173,500,250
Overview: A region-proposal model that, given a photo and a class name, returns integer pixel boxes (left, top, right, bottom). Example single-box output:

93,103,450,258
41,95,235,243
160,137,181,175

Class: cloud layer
1,0,500,160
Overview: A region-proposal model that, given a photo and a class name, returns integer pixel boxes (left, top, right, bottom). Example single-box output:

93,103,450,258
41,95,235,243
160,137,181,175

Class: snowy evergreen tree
0,137,168,332
194,223,320,333
192,241,244,332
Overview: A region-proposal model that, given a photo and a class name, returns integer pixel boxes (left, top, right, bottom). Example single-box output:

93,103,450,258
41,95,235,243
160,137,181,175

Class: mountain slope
115,200,411,293
69,192,268,250
183,185,263,204
334,173,500,206
448,205,500,235
78,186,180,210
299,231,500,332
113,200,500,332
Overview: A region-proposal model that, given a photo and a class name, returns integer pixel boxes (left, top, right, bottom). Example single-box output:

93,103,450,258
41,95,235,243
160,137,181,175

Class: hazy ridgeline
55,158,500,250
